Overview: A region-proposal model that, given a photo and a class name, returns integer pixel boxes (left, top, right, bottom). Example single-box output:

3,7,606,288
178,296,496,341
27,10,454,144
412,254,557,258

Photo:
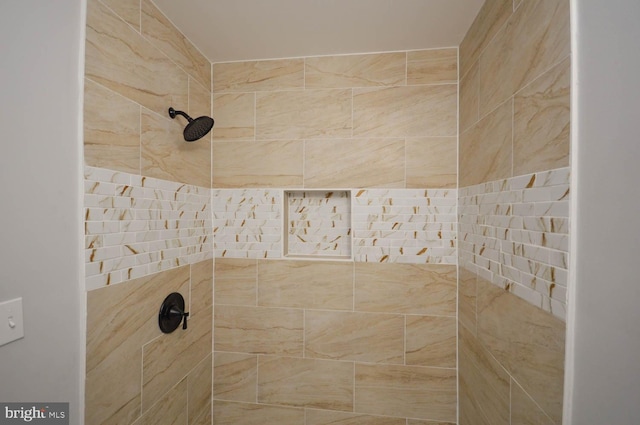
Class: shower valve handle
159,292,190,333
181,310,189,330
169,307,189,330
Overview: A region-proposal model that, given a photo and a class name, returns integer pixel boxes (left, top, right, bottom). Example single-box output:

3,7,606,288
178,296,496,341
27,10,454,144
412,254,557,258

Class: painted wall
457,0,570,423
566,0,640,423
0,0,85,423
82,0,214,423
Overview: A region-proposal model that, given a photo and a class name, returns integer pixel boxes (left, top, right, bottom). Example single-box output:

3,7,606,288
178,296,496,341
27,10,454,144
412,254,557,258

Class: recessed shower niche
283,190,352,259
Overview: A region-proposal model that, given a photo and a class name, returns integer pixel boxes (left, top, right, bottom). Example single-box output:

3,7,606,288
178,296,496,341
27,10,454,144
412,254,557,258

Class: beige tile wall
85,261,213,425
84,1,573,424
83,1,214,424
459,0,570,185
212,49,458,189
211,57,460,425
213,258,457,424
459,276,565,425
84,0,212,188
458,0,570,423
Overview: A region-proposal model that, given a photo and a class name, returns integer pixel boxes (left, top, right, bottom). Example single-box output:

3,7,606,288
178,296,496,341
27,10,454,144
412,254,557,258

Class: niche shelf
283,190,352,260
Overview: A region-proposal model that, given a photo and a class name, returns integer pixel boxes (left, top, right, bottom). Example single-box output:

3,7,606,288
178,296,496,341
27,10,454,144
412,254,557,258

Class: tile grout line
456,44,461,425
509,376,513,424
403,314,407,366
255,354,260,404
512,97,515,178
139,346,144,420
459,0,514,82
99,0,210,94
139,104,142,178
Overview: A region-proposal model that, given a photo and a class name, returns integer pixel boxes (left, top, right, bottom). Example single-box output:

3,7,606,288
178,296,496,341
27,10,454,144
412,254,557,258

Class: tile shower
82,0,570,424
84,0,214,423
210,44,459,424
458,0,569,423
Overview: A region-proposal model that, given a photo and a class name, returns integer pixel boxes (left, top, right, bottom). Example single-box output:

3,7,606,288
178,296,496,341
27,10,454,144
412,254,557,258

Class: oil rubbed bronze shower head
168,107,214,142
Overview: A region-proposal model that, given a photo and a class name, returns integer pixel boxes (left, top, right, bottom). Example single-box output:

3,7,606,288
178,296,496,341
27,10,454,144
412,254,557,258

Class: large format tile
141,108,211,187
258,356,354,411
354,263,456,316
477,278,565,423
405,315,456,368
133,378,187,425
511,379,555,425
458,267,477,335
102,0,140,31
459,0,513,78
354,363,457,422
214,305,303,355
407,48,458,85
190,259,213,317
212,140,303,188
514,57,570,176
86,0,188,117
212,400,304,425
304,138,405,188
213,352,257,402
191,407,212,425
214,258,258,283
306,410,405,425
257,260,353,310
214,258,257,306
84,79,140,174
212,93,255,141
353,85,457,138
213,59,304,92
305,310,404,363
479,0,570,115
459,377,492,425
85,266,190,425
406,137,457,188
459,99,512,187
458,325,510,425
256,89,352,139
305,52,406,88
188,77,212,120
142,305,212,412
214,274,257,306
459,61,480,133
141,0,210,88
187,354,212,425
408,421,456,425
85,348,142,425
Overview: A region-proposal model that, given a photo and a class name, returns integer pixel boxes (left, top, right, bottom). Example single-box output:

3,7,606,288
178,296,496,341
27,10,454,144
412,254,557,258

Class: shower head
168,107,214,142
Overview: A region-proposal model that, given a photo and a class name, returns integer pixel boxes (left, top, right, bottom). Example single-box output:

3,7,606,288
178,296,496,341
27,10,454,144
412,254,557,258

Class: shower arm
168,107,193,122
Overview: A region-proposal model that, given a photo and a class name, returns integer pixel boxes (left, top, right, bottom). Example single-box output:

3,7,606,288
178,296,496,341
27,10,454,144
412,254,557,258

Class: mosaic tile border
212,188,457,264
285,190,352,258
352,189,457,263
212,189,282,259
84,166,213,290
458,167,570,320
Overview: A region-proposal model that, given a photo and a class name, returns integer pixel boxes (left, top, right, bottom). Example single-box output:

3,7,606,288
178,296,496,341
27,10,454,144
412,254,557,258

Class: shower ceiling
152,0,485,63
